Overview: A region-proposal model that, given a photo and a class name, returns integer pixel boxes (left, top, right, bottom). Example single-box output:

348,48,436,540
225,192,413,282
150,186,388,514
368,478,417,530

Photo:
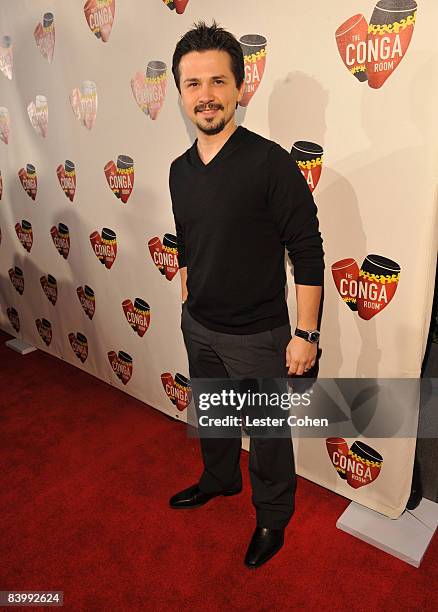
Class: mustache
195,103,224,113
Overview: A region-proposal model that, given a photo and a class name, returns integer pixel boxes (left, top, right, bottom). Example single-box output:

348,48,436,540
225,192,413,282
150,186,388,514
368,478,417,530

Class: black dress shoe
169,483,242,509
244,527,285,568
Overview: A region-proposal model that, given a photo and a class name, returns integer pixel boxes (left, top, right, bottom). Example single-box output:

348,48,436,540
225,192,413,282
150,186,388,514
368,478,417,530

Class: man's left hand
285,336,317,376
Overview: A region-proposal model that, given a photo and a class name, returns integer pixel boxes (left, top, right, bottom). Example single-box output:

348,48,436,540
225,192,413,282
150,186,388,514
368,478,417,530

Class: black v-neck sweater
169,126,324,334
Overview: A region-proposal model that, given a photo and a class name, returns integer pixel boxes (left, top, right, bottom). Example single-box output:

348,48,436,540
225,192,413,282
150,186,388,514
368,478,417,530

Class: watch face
309,331,320,343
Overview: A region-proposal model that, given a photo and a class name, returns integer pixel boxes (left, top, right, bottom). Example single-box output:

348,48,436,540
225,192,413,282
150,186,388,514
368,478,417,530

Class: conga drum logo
36,318,52,346
326,437,383,489
51,223,70,259
56,160,76,202
332,254,400,320
131,61,167,120
34,12,55,63
84,0,115,42
290,142,324,192
148,233,178,280
239,34,267,107
122,298,150,337
15,220,33,252
0,107,10,144
40,274,57,305
104,155,134,203
77,285,96,319
69,332,88,363
7,307,20,333
108,350,133,385
27,95,48,138
161,372,191,411
0,35,12,80
90,227,117,269
335,1,417,89
18,164,37,200
162,0,190,14
70,81,98,129
9,266,24,295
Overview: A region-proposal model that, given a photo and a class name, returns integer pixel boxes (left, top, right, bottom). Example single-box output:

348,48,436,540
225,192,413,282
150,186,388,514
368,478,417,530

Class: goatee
196,117,226,135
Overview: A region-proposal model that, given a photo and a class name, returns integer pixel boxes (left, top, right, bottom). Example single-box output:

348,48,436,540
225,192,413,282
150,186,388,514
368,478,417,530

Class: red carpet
1,329,437,611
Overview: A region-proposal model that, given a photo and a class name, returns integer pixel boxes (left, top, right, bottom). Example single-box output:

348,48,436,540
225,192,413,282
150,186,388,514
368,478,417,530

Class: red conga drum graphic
19,164,37,200
174,373,191,411
57,160,76,202
346,441,383,489
69,332,88,363
58,222,70,259
335,14,369,82
117,155,134,203
290,142,324,192
16,220,33,252
34,12,55,63
145,61,167,120
84,0,115,42
7,307,20,333
36,94,48,137
133,298,150,337
0,106,10,144
71,81,97,129
26,163,37,200
101,227,117,269
331,258,360,311
84,285,95,318
90,230,104,264
41,274,57,304
122,299,136,330
239,35,267,107
107,350,118,372
163,233,178,280
366,0,417,89
27,95,48,138
51,223,70,259
104,159,118,197
37,318,52,346
76,332,88,363
357,254,400,320
10,266,24,295
47,274,57,304
174,0,189,13
148,236,165,275
117,350,133,385
81,80,98,129
0,35,13,80
326,437,350,479
161,372,176,405
162,0,189,14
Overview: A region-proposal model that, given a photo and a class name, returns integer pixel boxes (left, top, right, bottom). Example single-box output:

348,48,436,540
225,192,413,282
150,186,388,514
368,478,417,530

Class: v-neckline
190,125,245,171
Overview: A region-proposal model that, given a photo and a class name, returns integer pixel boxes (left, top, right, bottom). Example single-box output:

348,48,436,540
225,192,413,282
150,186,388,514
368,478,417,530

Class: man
168,21,324,568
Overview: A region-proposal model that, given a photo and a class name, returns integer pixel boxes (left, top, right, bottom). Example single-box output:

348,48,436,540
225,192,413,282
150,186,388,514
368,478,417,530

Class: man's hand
285,336,317,376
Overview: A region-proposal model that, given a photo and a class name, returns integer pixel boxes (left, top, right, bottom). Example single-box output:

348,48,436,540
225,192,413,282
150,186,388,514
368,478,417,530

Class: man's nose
197,82,214,102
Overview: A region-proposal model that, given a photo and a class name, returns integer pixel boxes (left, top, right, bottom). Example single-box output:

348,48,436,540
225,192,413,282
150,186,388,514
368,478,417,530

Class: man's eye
215,80,224,84
188,83,198,87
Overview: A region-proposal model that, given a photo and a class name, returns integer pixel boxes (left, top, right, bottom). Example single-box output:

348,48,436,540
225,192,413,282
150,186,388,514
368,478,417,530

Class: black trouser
181,304,296,529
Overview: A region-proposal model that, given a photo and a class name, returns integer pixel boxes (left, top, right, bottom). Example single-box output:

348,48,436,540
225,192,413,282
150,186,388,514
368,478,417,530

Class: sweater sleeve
169,161,187,268
266,143,324,286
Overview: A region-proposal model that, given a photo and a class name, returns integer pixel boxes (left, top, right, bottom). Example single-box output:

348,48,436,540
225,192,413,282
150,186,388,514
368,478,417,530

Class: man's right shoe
169,483,242,509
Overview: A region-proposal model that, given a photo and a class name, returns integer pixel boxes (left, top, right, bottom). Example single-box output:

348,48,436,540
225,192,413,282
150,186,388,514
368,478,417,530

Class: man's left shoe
244,527,285,569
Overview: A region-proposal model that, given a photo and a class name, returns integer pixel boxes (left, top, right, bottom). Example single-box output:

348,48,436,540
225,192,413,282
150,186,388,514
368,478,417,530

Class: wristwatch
294,328,320,344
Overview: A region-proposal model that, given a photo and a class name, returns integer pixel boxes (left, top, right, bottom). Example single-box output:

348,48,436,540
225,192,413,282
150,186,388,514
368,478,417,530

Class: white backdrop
1,0,437,518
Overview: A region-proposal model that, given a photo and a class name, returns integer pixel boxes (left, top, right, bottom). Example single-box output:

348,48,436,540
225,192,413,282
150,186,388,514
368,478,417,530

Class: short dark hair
172,21,244,92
